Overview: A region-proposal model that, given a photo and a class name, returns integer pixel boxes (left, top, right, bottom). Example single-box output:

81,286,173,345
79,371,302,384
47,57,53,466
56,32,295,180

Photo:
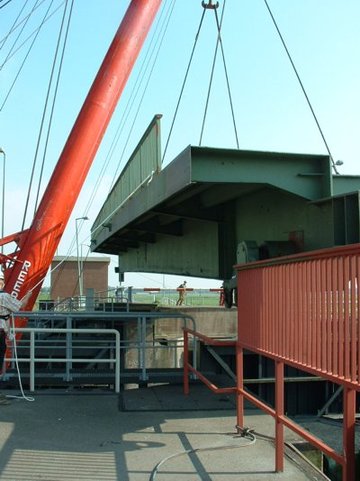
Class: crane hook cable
213,6,239,148
263,0,339,175
162,7,207,164
199,0,225,146
199,0,239,149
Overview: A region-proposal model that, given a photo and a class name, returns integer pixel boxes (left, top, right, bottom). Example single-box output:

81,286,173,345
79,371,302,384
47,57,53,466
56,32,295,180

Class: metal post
236,344,244,430
275,361,284,472
81,243,90,302
343,387,356,481
65,316,73,381
140,316,147,381
0,148,5,251
30,331,35,392
75,220,80,297
80,243,83,298
137,316,141,378
75,217,88,299
128,286,133,303
115,330,120,394
183,329,189,395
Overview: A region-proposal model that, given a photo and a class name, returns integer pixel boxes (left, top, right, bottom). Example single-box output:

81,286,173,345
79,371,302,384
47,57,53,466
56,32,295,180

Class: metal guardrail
6,328,120,393
5,310,197,392
182,244,360,480
40,288,226,312
235,244,360,480
183,328,236,395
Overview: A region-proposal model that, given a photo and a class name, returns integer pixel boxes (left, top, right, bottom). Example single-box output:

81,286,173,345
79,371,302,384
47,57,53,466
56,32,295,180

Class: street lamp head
76,216,89,221
0,148,5,155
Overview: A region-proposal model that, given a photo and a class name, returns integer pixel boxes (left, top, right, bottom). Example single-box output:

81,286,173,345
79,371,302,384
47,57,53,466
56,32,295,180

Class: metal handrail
182,244,360,480
6,328,120,393
8,310,197,387
234,244,360,480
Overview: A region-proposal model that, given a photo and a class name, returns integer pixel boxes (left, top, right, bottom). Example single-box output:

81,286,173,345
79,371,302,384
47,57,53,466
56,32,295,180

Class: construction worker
0,271,31,405
219,283,225,306
176,281,187,306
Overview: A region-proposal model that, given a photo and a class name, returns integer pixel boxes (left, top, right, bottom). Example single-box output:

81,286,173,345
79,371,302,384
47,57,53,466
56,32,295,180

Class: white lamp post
75,216,89,298
0,148,5,254
80,243,90,299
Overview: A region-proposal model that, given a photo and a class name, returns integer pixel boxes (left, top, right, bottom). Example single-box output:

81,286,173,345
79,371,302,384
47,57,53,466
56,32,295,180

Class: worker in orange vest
176,281,187,306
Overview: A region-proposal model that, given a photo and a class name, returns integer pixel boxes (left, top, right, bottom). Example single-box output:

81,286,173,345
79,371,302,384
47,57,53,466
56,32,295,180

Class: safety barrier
183,329,236,396
139,287,221,307
7,328,121,393
184,243,360,481
5,310,197,390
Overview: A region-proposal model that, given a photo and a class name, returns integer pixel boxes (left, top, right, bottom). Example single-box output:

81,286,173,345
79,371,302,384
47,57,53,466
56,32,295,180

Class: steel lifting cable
33,0,75,215
0,0,48,49
0,0,30,51
78,0,176,219
199,1,225,146
0,0,47,50
199,0,239,148
20,0,72,230
263,0,339,174
107,0,176,192
0,0,13,9
108,0,176,191
0,0,41,69
43,0,177,295
0,0,55,112
0,1,65,67
162,6,207,164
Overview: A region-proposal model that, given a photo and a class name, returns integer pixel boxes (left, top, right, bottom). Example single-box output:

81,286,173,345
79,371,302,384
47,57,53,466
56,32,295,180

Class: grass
133,293,222,307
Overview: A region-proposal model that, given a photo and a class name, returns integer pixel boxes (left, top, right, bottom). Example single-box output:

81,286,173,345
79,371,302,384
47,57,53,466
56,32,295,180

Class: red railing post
183,329,189,395
275,361,284,472
343,387,356,481
236,344,244,430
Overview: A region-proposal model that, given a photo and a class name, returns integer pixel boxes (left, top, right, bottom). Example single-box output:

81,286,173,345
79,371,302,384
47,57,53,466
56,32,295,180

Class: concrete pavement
0,388,328,481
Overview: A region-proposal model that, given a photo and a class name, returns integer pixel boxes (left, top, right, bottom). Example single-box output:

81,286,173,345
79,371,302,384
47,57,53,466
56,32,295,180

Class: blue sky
0,0,359,288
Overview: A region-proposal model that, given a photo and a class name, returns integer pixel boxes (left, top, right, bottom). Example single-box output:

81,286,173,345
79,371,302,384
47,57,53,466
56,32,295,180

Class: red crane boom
0,0,162,323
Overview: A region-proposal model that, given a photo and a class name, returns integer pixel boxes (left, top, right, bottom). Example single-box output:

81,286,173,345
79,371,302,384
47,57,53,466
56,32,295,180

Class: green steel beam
92,145,334,250
190,147,333,200
91,130,360,281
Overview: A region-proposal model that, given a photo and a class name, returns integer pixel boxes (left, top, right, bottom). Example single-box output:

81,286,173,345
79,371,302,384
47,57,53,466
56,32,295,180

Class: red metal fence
184,243,360,481
237,243,360,388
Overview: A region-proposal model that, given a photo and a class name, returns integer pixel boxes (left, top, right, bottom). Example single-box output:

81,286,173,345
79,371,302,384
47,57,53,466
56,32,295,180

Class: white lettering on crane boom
11,260,32,299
